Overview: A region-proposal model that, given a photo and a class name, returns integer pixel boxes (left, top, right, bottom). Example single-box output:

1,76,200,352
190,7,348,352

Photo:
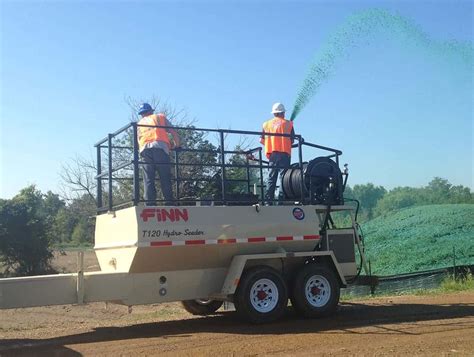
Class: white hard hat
271,102,286,114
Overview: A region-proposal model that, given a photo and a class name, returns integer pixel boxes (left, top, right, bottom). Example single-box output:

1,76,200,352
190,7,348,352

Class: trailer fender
219,251,347,297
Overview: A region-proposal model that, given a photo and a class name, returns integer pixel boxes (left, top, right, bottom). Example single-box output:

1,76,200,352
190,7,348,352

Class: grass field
362,204,474,275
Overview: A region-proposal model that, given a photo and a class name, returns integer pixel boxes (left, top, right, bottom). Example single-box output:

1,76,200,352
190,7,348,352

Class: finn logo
140,208,189,223
292,207,305,220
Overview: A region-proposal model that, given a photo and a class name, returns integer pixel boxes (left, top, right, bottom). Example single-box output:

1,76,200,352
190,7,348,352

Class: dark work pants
265,152,291,204
141,148,174,206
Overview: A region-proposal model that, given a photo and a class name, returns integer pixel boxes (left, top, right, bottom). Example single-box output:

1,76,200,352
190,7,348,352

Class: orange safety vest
261,117,293,158
137,113,171,152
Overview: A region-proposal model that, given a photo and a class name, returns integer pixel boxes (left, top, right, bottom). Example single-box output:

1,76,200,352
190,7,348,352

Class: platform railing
94,123,342,212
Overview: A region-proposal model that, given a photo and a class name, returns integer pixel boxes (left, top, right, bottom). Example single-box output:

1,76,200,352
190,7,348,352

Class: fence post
76,251,84,305
453,246,457,281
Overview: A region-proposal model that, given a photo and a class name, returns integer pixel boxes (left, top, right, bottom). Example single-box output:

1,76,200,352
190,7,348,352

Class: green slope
362,204,474,276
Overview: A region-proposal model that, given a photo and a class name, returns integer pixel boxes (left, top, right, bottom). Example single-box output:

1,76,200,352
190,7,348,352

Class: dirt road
1,291,473,356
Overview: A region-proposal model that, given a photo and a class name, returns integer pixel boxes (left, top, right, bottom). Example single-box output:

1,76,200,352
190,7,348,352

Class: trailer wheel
181,299,223,315
234,266,288,324
291,264,340,318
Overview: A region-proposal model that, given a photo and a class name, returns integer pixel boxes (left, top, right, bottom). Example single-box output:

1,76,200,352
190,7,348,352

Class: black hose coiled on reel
281,157,344,205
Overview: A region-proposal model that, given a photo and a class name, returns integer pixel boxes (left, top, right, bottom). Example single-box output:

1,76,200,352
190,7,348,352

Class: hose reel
281,157,344,205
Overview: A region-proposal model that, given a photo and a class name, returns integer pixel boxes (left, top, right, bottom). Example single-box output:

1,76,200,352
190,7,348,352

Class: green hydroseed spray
290,8,473,121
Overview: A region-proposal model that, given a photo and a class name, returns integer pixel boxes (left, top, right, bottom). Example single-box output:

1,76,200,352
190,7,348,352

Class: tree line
345,177,473,222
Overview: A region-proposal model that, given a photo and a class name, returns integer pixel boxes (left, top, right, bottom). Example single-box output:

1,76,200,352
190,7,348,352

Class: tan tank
95,205,322,274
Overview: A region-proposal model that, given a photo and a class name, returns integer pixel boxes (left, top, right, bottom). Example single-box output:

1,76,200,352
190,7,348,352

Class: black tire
234,266,288,324
291,264,340,318
181,299,223,315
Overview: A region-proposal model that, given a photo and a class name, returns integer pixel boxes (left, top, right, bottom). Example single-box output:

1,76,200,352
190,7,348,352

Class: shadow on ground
1,301,473,356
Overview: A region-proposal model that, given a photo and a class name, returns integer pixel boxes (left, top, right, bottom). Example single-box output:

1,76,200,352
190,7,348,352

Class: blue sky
1,0,472,198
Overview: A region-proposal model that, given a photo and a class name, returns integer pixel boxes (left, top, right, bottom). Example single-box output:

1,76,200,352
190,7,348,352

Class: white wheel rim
305,275,331,307
250,278,279,313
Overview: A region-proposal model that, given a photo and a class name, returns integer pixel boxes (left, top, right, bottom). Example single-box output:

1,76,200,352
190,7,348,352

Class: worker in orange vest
260,103,295,205
137,103,180,206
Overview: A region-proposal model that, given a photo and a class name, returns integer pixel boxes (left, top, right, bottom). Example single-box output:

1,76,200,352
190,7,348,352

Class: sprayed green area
363,204,474,275
290,8,474,120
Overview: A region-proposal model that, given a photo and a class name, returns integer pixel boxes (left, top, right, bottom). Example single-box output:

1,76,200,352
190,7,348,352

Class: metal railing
94,122,343,212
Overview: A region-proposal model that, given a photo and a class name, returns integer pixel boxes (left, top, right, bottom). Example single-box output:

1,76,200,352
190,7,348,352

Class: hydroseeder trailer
0,124,375,324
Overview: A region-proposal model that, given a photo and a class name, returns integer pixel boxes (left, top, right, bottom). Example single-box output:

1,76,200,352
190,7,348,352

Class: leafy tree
424,177,452,203
0,186,55,276
43,191,65,218
42,191,65,242
424,177,473,204
71,218,93,245
50,207,77,244
68,194,96,244
448,185,473,203
225,146,259,195
374,187,421,217
351,183,387,220
173,127,219,199
49,194,96,245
